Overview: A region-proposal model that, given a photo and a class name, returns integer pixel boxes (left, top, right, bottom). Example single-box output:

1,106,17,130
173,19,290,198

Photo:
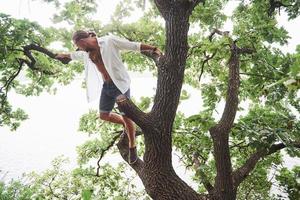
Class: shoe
128,146,138,165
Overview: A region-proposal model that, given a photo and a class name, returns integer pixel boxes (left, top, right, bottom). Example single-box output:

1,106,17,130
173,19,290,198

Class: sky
0,0,300,197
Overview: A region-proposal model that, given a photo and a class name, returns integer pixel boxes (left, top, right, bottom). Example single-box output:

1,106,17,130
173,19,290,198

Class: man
56,30,162,164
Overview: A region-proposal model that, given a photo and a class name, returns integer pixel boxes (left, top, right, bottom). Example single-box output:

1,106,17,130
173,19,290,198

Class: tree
1,0,300,199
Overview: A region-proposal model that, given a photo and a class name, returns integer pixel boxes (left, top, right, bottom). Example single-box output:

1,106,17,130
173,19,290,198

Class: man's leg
100,82,137,164
123,115,137,164
122,116,136,148
100,112,136,148
99,112,125,126
100,112,137,164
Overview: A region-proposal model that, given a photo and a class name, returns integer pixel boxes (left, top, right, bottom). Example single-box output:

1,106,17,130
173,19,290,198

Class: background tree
1,0,300,199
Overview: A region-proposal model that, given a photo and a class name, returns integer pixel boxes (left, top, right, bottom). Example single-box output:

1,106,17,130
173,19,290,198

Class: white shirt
70,35,141,102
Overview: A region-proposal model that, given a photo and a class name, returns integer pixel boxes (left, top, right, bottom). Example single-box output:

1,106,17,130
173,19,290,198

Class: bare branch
199,51,217,82
96,131,123,176
210,42,240,134
209,31,255,134
187,44,202,57
47,174,66,200
0,60,24,110
209,29,230,41
23,43,71,65
94,129,144,176
207,30,255,196
239,72,278,80
238,47,255,55
0,61,23,94
268,0,293,16
233,142,300,188
229,140,248,149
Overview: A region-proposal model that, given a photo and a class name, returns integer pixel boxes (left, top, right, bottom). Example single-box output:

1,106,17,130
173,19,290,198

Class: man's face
73,38,87,51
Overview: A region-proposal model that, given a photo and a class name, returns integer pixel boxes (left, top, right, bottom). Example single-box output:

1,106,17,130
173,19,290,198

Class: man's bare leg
100,112,125,126
122,116,136,148
122,115,137,164
99,112,136,148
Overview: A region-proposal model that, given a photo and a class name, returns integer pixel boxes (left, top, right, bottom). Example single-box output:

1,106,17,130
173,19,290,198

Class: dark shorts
99,81,130,113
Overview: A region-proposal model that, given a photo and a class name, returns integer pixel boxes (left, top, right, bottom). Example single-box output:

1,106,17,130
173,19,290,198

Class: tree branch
96,131,123,176
23,43,71,65
209,33,255,134
239,72,278,80
208,29,230,41
209,42,240,134
232,142,300,188
0,60,24,110
154,0,171,19
199,51,217,82
116,95,156,132
0,61,23,94
47,174,65,200
207,30,255,197
268,0,293,16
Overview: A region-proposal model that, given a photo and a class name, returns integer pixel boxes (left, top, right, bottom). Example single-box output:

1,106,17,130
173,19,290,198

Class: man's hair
72,30,89,43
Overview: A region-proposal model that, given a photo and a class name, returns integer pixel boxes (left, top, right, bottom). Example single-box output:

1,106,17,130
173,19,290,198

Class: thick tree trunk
117,1,245,199
116,123,208,200
116,1,210,199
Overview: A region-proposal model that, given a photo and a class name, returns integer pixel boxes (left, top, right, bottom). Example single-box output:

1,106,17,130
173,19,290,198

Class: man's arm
110,35,163,56
55,51,87,63
55,53,72,64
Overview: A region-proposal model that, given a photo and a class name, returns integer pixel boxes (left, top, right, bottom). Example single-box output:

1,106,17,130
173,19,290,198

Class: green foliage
0,13,48,130
236,157,279,200
52,0,97,27
0,156,148,200
173,111,215,192
190,0,227,30
0,13,83,130
275,166,300,200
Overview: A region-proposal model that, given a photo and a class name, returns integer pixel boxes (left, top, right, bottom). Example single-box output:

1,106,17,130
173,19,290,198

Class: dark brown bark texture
117,1,209,199
117,0,242,199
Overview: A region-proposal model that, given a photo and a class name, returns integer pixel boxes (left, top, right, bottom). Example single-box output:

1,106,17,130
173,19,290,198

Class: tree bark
232,142,300,188
209,42,241,200
117,1,209,199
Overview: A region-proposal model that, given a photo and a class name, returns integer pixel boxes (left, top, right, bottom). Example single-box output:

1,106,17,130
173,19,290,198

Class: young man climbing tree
55,30,162,164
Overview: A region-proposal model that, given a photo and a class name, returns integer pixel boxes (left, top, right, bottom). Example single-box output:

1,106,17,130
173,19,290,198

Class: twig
199,50,217,82
239,72,278,80
96,131,123,176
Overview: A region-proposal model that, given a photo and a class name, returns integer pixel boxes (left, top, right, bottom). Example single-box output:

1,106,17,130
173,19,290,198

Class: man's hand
55,53,71,64
140,44,163,63
55,53,70,59
153,47,163,57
